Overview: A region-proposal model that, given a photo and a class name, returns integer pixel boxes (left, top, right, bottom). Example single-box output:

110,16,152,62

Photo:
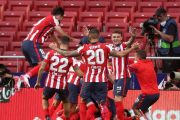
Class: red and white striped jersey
77,43,113,82
67,58,86,85
25,15,59,44
111,43,131,79
43,50,78,89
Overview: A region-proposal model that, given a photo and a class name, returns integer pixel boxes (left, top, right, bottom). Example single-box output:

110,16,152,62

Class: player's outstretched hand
130,28,138,37
72,38,80,43
34,82,40,91
132,42,140,50
49,43,58,50
83,25,90,36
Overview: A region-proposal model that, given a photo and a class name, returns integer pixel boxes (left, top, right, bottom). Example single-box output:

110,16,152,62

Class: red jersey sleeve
128,59,134,64
128,63,138,72
105,44,113,53
50,15,59,26
72,57,78,68
43,51,52,63
77,45,85,55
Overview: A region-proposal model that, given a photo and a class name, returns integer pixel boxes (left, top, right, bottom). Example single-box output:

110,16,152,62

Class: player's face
134,53,138,61
157,13,167,22
57,15,63,23
111,33,122,47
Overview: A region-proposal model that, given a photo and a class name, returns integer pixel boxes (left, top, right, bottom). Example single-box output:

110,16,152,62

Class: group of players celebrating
13,7,160,120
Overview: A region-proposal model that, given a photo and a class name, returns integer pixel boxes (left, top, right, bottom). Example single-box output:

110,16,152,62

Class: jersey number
50,56,68,73
86,49,104,65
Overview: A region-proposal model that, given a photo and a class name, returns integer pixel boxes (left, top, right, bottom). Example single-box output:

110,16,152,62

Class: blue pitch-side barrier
11,72,168,89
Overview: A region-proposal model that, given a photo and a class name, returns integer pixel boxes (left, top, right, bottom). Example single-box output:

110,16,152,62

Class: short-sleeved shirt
43,50,78,89
67,58,86,85
128,59,160,95
25,15,59,44
77,42,113,82
110,43,131,79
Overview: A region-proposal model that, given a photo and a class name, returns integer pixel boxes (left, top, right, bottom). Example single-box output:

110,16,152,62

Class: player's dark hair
112,29,122,36
89,28,99,39
136,50,147,60
60,36,70,45
52,7,64,16
124,109,131,117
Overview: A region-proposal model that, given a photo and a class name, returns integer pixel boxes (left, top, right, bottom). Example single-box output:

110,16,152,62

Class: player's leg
21,41,46,87
113,78,131,120
49,93,61,117
80,82,93,120
42,87,56,120
94,82,108,118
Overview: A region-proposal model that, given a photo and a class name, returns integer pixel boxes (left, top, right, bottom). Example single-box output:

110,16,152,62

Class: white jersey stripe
115,57,119,79
90,69,94,82
67,74,73,83
30,30,39,41
95,68,101,82
85,67,89,82
74,76,79,85
53,16,59,26
50,74,55,88
102,67,105,82
25,27,34,40
120,45,124,79
63,77,66,89
45,74,50,86
56,76,61,89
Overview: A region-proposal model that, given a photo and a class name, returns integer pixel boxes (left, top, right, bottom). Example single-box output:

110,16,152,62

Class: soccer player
15,7,79,91
128,50,160,120
110,29,137,120
34,36,83,120
49,28,140,120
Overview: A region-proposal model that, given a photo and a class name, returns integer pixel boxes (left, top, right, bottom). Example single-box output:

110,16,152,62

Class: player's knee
42,94,48,100
114,95,123,102
52,100,61,107
132,105,137,110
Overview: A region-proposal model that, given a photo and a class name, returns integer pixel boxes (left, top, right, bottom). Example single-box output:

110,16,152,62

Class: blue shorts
21,40,45,66
55,79,83,102
134,93,160,111
80,82,107,102
43,87,68,100
113,78,131,97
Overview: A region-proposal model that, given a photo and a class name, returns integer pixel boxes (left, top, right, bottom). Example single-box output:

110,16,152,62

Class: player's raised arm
34,61,47,91
109,42,140,57
73,66,84,78
49,43,80,57
49,34,61,47
126,28,137,48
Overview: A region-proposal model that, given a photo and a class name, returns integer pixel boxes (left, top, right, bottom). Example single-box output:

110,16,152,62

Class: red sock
124,117,133,120
26,64,49,78
65,117,70,120
86,104,97,120
70,113,80,120
80,102,86,120
49,105,56,117
115,101,124,120
43,108,49,117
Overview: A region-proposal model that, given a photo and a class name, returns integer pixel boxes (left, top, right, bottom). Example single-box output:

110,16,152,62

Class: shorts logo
135,98,139,103
117,86,121,91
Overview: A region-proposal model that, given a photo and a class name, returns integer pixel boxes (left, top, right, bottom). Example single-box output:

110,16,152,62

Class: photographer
151,7,180,73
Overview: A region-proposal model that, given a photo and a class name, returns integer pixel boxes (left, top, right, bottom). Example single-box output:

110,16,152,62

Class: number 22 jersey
77,42,113,83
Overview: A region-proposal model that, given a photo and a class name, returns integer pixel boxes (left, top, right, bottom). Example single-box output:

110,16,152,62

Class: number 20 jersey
77,43,113,82
43,50,78,89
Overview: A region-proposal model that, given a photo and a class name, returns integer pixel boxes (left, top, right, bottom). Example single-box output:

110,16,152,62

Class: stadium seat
9,1,32,20
3,51,24,62
143,0,168,2
0,42,8,55
105,23,129,33
23,21,36,31
0,31,15,45
100,32,112,43
89,0,116,10
27,11,51,22
0,61,23,72
167,13,180,23
63,12,77,26
0,22,19,37
71,32,85,40
59,22,74,35
41,42,51,54
11,41,22,51
69,42,80,50
131,13,154,24
105,12,129,24
34,1,58,11
0,1,6,20
79,12,103,23
61,1,84,21
86,1,110,21
24,61,33,72
1,11,25,31
132,23,143,33
164,2,180,13
37,0,61,6
112,2,136,21
138,2,162,13
78,22,102,32
17,31,29,41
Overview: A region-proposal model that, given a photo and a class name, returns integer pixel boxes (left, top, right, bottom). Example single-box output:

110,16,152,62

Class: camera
140,17,159,39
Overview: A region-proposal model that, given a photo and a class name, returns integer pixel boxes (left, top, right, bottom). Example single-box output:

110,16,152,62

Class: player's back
25,15,59,44
44,50,77,89
77,42,112,82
